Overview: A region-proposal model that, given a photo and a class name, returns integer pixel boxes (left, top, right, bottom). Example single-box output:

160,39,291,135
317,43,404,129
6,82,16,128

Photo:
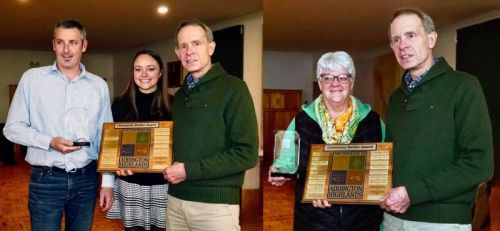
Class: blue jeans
28,161,98,231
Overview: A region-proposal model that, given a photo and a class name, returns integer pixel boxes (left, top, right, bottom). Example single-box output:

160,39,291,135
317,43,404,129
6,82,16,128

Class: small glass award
65,107,90,147
271,130,300,178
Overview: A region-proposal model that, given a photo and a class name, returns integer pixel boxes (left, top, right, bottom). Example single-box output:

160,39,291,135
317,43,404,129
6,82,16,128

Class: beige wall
0,50,113,123
263,50,378,106
82,54,115,95
264,51,315,102
0,50,53,123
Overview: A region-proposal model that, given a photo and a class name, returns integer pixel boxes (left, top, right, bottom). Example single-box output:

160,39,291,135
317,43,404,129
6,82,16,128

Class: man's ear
82,40,88,53
428,31,437,49
208,41,216,56
174,47,180,59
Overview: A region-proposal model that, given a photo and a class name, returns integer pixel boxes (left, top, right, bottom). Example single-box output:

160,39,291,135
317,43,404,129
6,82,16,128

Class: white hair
316,51,356,79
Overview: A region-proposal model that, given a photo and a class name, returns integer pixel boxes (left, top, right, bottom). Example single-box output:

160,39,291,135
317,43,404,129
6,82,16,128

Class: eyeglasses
318,73,352,84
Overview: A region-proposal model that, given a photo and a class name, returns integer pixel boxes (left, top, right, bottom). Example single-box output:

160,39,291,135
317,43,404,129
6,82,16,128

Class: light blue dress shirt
3,62,114,185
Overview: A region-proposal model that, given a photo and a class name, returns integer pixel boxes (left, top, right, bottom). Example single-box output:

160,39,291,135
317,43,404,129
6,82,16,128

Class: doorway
456,18,500,179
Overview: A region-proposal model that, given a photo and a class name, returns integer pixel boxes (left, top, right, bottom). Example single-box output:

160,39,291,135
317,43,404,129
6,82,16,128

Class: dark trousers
29,161,98,231
0,123,16,164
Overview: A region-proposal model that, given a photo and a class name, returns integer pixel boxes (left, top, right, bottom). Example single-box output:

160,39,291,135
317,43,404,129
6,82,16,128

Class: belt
32,160,97,174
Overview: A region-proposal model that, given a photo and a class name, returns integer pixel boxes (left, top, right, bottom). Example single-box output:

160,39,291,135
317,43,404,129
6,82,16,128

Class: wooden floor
262,161,500,231
2,151,498,231
262,172,294,231
262,160,295,231
490,183,500,231
0,152,261,231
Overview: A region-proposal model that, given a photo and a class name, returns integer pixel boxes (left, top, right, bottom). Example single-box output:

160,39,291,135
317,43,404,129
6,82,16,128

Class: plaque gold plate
97,121,173,173
302,143,393,204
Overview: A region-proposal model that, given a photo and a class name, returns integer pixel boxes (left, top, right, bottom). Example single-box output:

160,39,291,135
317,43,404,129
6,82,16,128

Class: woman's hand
115,169,134,176
268,166,291,186
312,200,332,209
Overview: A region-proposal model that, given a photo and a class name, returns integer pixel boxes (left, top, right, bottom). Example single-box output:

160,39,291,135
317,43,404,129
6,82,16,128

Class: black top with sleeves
111,89,172,186
293,110,383,231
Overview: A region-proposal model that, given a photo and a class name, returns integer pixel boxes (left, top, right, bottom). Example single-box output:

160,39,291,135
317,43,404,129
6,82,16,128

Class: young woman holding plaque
268,51,385,230
105,49,171,231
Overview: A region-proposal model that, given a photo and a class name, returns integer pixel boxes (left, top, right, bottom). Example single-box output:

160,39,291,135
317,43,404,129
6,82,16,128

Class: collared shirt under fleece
385,57,494,224
169,63,258,204
3,62,115,187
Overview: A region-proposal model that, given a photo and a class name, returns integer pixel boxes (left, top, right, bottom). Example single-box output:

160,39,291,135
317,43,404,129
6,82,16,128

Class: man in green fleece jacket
162,19,258,230
380,8,494,230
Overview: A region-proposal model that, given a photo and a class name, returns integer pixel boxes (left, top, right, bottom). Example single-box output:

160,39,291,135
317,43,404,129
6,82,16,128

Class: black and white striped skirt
106,178,168,229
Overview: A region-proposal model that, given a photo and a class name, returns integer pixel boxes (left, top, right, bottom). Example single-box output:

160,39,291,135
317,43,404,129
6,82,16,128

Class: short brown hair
388,8,435,39
54,19,87,41
174,19,213,47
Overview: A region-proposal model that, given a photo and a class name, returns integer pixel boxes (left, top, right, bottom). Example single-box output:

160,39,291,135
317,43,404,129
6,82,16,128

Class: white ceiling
2,1,500,54
0,0,262,53
264,0,500,53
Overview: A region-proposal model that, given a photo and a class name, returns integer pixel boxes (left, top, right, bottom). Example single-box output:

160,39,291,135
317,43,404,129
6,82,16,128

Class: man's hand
115,169,134,176
99,187,114,212
312,200,332,209
380,186,411,213
163,162,187,184
268,167,291,187
50,137,81,154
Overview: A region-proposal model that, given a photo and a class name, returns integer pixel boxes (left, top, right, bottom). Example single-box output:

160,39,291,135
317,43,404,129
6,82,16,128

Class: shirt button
404,99,408,103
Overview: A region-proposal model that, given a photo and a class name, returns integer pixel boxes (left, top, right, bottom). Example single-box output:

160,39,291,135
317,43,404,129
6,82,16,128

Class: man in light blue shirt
3,19,114,231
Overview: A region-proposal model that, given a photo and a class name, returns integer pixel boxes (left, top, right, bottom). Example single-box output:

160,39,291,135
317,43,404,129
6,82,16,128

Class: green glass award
271,130,300,178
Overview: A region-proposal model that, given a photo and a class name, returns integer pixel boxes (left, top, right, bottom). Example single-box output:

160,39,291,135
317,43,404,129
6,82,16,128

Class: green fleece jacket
386,57,493,224
169,63,258,204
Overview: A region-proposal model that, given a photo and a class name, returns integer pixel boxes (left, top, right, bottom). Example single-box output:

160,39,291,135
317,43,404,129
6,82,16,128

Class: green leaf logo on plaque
136,132,151,144
349,155,365,169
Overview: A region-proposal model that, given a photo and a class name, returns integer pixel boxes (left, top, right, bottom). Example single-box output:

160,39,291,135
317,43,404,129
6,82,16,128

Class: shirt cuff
40,134,53,151
101,172,115,188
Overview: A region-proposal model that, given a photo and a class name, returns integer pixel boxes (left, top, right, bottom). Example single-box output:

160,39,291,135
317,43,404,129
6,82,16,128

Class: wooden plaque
97,121,173,173
302,143,392,204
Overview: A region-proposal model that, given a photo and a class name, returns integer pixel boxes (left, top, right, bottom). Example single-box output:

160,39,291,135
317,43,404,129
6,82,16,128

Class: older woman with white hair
269,51,385,230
